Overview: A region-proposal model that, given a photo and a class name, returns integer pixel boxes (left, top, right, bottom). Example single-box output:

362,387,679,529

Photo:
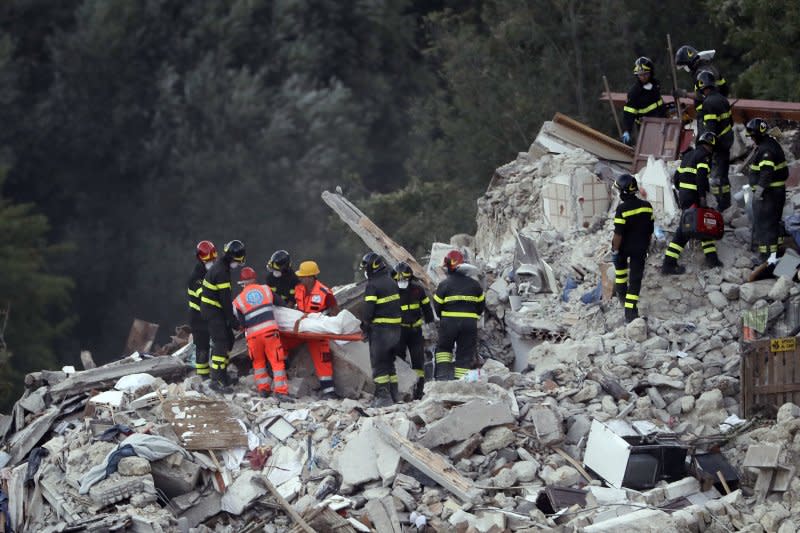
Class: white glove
767,252,778,266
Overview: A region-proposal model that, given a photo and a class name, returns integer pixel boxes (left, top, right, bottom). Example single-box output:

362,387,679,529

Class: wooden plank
768,348,776,398
752,383,800,395
162,398,248,450
253,476,315,533
741,345,752,417
6,406,61,467
375,419,483,504
125,318,160,355
321,191,436,295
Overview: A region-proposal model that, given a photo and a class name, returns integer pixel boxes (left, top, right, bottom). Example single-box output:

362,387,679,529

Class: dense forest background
1,0,797,411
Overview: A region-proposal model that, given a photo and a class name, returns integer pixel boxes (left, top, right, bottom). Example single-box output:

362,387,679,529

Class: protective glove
767,252,779,266
621,131,631,145
753,186,764,202
611,251,619,264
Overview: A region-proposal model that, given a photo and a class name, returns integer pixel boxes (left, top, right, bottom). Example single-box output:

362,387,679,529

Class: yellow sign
770,337,796,352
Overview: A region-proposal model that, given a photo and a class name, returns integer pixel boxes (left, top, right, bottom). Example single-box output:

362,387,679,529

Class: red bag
680,207,724,240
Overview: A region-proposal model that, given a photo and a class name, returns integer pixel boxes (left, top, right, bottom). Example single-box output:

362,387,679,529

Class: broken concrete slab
526,404,565,446
742,443,781,468
150,454,202,498
334,416,410,488
417,398,515,448
220,470,268,515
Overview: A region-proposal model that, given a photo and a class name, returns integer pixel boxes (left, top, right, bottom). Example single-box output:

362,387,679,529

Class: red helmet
239,266,257,283
443,250,464,272
196,240,217,262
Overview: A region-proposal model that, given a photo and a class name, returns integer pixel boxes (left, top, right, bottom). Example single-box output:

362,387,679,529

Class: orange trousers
247,331,287,394
280,334,333,381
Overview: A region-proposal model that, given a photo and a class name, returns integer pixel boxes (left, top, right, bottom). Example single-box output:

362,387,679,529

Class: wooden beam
375,419,483,504
253,475,315,533
6,406,61,467
321,191,436,295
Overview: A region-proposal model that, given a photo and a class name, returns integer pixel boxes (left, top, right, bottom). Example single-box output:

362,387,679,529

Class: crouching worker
232,267,290,400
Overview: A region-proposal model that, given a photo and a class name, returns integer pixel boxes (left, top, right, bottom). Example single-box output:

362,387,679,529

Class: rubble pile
3,131,800,532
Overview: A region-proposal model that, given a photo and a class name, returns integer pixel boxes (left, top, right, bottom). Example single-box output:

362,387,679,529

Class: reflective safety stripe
624,302,636,309
441,311,480,319
246,320,278,335
615,269,629,275
374,375,390,384
669,243,684,252
365,293,400,304
196,367,210,375
246,305,275,319
201,296,222,308
626,294,639,301
433,294,444,303
678,182,698,190
400,303,422,311
373,317,402,324
622,206,653,218
703,111,731,121
389,374,398,383
187,287,202,297
614,217,625,224
697,163,710,171
415,368,425,377
189,302,201,311
677,167,697,175
195,362,209,368
624,99,663,115
769,181,786,188
720,124,732,135
203,279,231,291
454,367,470,379
421,297,430,304
402,318,424,328
435,351,452,363
273,370,286,378
441,294,485,303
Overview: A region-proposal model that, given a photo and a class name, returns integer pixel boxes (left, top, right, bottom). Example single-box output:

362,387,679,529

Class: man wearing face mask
621,57,666,146
201,239,246,393
187,240,216,379
392,262,434,400
265,249,300,307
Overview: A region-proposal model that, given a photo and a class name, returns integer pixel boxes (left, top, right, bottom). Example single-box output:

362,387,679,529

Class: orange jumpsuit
233,283,287,394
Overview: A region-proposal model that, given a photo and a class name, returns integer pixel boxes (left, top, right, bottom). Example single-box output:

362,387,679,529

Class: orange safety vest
294,280,334,313
232,284,278,337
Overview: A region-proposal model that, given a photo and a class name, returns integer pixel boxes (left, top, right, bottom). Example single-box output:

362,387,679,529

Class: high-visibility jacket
749,136,788,191
232,283,279,338
698,90,733,149
623,78,666,132
434,272,485,320
673,146,712,209
363,271,402,326
201,259,235,324
265,270,300,306
295,279,336,313
187,262,206,319
613,196,654,257
399,281,434,328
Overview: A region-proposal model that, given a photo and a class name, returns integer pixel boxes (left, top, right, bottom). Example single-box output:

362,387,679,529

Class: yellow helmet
295,260,320,277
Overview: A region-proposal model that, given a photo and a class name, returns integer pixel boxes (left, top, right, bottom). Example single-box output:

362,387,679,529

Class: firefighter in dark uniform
611,175,654,323
675,45,729,98
621,57,666,146
201,239,246,392
265,249,300,307
695,70,733,211
360,252,402,407
188,240,216,379
392,262,434,400
661,132,722,274
746,118,788,261
433,250,485,381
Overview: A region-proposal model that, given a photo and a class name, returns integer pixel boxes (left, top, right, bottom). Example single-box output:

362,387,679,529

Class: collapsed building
2,112,800,533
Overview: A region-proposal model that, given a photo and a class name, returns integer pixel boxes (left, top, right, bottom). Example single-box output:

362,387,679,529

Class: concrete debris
5,133,800,530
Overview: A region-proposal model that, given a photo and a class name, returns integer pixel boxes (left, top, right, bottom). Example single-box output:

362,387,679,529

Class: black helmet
675,45,699,70
695,70,716,91
268,249,291,271
633,57,654,76
392,261,413,281
746,118,769,138
359,252,386,277
223,240,246,262
697,131,717,148
615,174,638,196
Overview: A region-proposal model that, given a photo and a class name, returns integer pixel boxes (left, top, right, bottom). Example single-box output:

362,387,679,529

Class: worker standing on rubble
265,249,300,307
611,174,654,323
621,57,666,146
695,70,733,212
360,252,402,407
674,45,729,98
746,118,789,262
188,240,216,379
233,267,289,399
280,260,339,398
433,250,485,381
201,239,246,393
662,132,723,274
392,262,434,400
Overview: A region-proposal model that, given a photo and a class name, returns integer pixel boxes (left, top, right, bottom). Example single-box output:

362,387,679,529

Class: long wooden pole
666,34,684,120
602,75,623,139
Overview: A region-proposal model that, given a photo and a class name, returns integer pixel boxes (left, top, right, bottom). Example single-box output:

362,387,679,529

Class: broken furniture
740,337,800,417
742,443,795,503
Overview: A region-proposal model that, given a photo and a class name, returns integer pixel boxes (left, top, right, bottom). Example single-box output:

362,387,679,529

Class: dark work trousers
393,327,425,378
190,316,211,376
753,189,786,258
208,317,234,379
369,325,401,384
436,317,478,380
664,215,720,264
614,252,646,313
711,148,731,211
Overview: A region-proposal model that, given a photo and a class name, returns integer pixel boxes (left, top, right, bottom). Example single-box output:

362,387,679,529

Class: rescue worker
265,249,300,307
188,240,216,379
611,174,654,323
281,260,339,397
661,132,723,274
233,267,289,399
674,44,729,97
622,57,666,146
696,70,733,211
392,262,434,400
360,252,402,407
433,250,485,381
746,118,788,261
201,239,246,392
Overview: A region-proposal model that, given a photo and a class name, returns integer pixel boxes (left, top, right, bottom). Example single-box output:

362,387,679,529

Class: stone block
417,399,514,448
118,457,151,476
526,405,564,446
480,426,515,454
150,455,201,498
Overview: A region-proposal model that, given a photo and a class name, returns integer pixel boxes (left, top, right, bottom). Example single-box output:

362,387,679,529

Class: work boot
259,390,270,399
705,254,723,268
624,307,639,323
371,383,393,408
661,262,686,275
209,379,233,394
413,377,425,400
273,393,293,403
390,382,399,403
434,362,455,381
